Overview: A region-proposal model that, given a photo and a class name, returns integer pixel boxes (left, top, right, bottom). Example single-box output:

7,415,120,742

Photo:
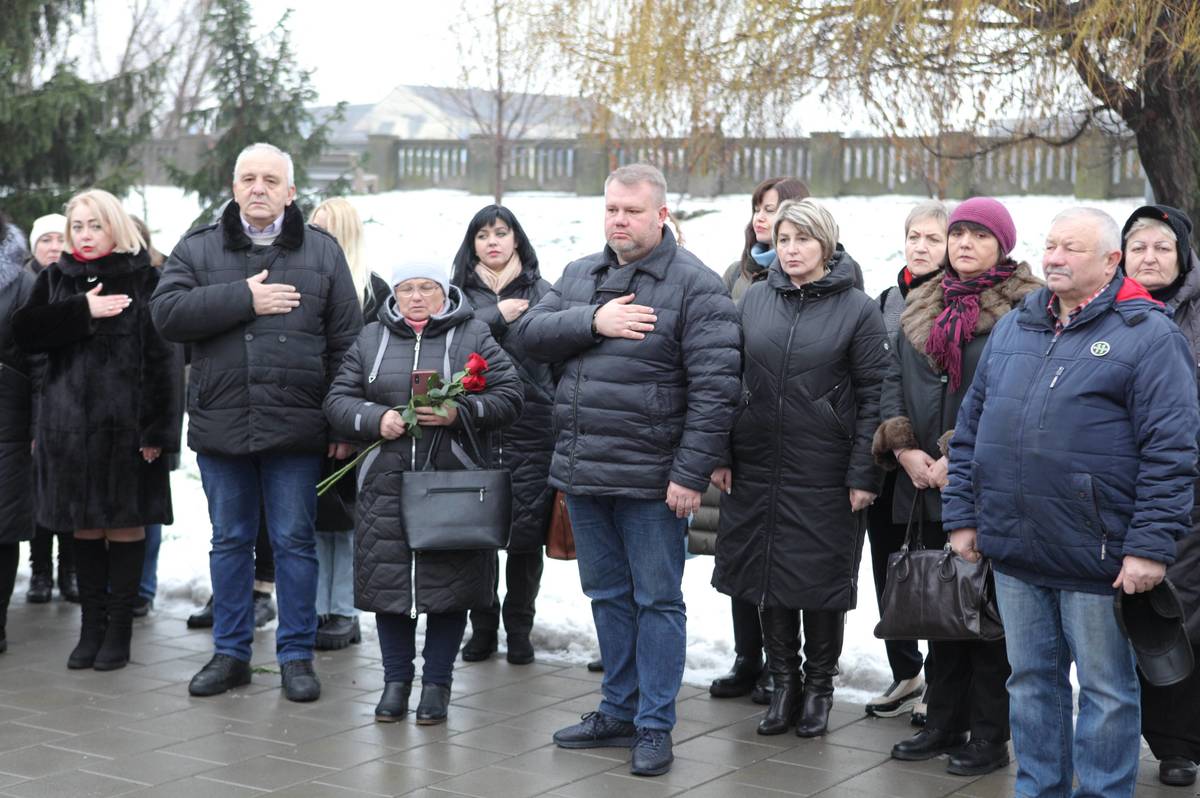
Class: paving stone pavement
0,599,1188,797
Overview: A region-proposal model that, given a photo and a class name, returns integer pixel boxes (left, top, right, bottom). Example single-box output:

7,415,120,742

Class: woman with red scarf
872,197,1040,777
13,189,180,673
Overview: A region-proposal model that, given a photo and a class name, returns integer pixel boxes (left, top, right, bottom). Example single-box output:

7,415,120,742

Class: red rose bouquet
317,352,490,495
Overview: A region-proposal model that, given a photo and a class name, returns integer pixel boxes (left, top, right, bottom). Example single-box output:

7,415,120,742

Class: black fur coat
0,242,35,543
13,249,182,529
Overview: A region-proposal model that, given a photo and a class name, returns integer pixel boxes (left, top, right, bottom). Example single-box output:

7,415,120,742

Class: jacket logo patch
1090,341,1111,357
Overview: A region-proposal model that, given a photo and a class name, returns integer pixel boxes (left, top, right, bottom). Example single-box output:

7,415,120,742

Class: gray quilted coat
324,288,524,616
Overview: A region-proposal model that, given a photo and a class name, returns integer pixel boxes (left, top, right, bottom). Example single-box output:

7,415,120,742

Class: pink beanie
949,197,1016,256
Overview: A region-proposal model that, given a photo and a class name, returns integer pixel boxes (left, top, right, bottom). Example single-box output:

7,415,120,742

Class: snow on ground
36,186,1143,703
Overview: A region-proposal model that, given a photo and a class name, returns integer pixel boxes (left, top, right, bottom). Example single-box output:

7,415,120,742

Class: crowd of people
0,142,1196,793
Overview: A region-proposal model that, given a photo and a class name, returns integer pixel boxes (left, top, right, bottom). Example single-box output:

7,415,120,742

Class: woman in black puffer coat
450,205,556,666
324,261,523,725
713,198,890,739
0,211,36,651
13,189,181,674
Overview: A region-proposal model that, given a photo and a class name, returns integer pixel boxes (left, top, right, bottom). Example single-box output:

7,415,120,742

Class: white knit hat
28,214,66,251
390,261,450,295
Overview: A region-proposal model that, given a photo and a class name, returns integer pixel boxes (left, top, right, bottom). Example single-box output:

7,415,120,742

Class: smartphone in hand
411,369,437,397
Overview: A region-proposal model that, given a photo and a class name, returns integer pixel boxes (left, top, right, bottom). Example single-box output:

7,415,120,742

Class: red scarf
71,247,113,262
925,260,1017,391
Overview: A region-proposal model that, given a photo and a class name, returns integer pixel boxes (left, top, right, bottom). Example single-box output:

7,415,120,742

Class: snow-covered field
31,186,1144,703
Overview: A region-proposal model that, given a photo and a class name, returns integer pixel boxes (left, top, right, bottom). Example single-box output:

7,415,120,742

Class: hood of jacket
900,260,1042,362
1016,271,1168,333
765,245,860,298
380,284,473,338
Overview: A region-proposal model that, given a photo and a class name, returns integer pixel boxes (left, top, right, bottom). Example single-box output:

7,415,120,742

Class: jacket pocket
817,385,851,440
1068,472,1106,546
187,358,209,410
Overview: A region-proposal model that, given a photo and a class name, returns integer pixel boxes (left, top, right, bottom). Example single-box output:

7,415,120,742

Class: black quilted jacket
324,288,523,616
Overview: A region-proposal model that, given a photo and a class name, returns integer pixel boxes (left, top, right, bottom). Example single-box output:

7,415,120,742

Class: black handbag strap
901,490,926,552
418,420,489,472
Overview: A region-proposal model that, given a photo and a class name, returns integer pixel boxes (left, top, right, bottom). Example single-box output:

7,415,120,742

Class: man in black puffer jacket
151,143,363,703
517,164,741,777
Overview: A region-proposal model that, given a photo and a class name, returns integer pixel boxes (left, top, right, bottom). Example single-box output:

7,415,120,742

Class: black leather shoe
586,657,604,673
188,654,251,696
947,738,1010,776
757,676,801,735
415,682,450,725
795,691,833,737
315,615,361,650
375,681,411,722
253,590,276,628
58,568,79,602
26,574,52,604
709,655,763,698
461,630,497,662
1160,756,1198,786
750,670,774,705
280,659,320,702
630,728,673,777
131,596,152,618
553,711,636,749
506,633,534,665
891,728,969,761
186,597,214,629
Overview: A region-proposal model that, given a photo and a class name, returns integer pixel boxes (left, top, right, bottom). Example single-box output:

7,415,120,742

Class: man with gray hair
517,163,741,776
151,142,362,702
941,206,1199,796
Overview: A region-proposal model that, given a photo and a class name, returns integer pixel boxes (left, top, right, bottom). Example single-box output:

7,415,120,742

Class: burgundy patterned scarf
926,260,1017,391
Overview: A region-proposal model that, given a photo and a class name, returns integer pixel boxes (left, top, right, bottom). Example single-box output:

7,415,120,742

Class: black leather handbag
401,423,512,551
874,491,1005,642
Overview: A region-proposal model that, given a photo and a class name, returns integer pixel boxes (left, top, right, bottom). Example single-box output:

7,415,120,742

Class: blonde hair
904,200,948,235
605,163,668,208
65,189,144,255
774,198,839,262
311,198,367,303
1124,217,1176,247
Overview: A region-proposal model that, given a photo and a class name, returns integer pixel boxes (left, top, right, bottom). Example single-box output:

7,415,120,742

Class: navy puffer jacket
942,276,1200,594
515,227,741,498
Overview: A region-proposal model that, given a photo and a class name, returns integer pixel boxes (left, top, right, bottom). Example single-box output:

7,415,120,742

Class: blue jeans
198,453,321,665
315,530,356,617
566,494,687,731
995,571,1141,798
376,611,467,684
140,524,162,601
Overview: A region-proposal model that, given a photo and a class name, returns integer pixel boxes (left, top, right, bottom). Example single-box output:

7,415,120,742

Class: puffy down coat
0,253,34,543
712,252,890,610
324,288,523,616
942,276,1200,594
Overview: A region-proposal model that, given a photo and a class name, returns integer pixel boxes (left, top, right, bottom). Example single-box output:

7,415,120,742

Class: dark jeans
376,611,467,685
1142,644,1200,762
926,637,1011,742
731,597,762,659
29,526,72,578
469,549,544,635
866,473,923,681
198,452,320,665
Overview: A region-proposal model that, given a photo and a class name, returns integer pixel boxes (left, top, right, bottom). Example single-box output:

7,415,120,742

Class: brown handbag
545,490,576,560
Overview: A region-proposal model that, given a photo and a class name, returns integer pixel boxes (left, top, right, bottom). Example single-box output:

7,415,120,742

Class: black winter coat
324,288,524,616
872,262,1042,528
0,252,34,543
515,228,742,498
150,202,363,456
712,252,890,610
13,250,181,529
455,262,557,551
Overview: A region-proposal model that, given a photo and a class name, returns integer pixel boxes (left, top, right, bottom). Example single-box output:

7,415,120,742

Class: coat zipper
410,552,419,619
410,332,422,466
1013,334,1061,539
1038,366,1065,430
1089,485,1109,561
760,295,803,609
409,331,423,618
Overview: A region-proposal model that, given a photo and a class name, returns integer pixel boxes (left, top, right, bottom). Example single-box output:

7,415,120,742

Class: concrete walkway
0,598,1185,797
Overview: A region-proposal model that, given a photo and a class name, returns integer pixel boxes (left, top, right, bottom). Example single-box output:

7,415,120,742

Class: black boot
58,534,78,602
416,682,451,725
187,596,214,629
795,610,844,737
710,655,763,698
461,629,498,662
757,607,801,736
751,670,774,705
375,681,412,722
506,632,535,665
94,539,144,671
68,538,108,669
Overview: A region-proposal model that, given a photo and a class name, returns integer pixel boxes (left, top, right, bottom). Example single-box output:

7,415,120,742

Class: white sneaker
865,676,924,718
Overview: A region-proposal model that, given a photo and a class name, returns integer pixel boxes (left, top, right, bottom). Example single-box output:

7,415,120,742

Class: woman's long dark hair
739,177,810,277
451,204,539,288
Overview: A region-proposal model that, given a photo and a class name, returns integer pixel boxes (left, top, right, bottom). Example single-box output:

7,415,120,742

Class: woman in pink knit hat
872,196,1043,777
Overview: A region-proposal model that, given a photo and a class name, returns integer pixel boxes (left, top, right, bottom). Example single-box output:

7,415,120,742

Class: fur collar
0,224,27,291
221,201,306,250
899,261,1043,358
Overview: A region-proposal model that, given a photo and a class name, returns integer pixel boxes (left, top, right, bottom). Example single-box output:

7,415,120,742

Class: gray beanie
390,260,450,295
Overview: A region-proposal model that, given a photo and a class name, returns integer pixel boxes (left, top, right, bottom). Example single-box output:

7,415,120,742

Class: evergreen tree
168,0,345,225
0,1,160,232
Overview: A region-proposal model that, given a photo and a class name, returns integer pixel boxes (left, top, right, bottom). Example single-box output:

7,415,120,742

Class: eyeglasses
395,283,442,297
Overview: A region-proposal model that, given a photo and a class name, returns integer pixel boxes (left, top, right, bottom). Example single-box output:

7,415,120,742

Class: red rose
465,352,489,375
461,373,487,392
